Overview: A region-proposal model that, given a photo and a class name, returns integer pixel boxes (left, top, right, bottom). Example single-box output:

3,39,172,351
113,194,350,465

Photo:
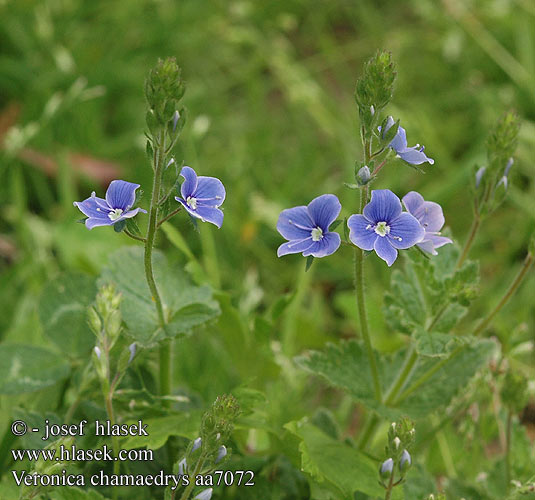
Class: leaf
285,418,399,499
121,413,201,450
383,269,426,334
113,219,126,232
414,327,461,358
38,273,97,357
0,344,70,394
296,338,496,419
99,247,220,347
305,255,314,272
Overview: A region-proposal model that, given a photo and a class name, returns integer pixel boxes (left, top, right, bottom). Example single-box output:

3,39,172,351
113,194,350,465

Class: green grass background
0,0,534,495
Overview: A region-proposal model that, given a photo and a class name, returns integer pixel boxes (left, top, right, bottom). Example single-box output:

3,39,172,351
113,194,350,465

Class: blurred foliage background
0,0,534,497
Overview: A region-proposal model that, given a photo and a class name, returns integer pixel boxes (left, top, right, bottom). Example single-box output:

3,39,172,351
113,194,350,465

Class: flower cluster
277,189,450,266
74,166,225,230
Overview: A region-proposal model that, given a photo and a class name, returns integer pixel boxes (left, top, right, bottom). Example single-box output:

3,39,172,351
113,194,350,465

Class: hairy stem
354,189,382,402
505,410,512,492
474,252,533,335
178,455,205,500
144,130,172,404
124,228,146,242
456,215,480,269
384,470,395,500
157,206,182,228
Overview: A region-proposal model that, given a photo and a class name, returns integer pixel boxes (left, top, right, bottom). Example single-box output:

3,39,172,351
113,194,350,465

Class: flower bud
399,449,411,473
128,343,137,364
194,488,213,500
178,458,187,476
393,437,401,449
504,157,514,177
191,437,202,453
475,166,486,188
379,458,394,479
356,165,371,186
87,307,102,336
93,346,101,359
172,110,180,132
215,445,227,463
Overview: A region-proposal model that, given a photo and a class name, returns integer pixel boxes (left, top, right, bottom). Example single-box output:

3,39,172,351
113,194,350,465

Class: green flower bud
355,50,396,112
87,306,102,336
356,166,371,186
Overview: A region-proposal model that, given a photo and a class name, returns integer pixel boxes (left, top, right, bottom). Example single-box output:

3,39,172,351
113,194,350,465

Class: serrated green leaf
0,344,70,394
99,247,220,347
38,273,97,356
122,413,201,450
414,327,460,358
285,418,394,499
296,338,495,419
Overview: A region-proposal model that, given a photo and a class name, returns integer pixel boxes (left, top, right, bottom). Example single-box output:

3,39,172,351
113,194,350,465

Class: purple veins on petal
73,180,146,230
348,189,425,266
175,166,226,228
276,194,341,258
402,191,452,255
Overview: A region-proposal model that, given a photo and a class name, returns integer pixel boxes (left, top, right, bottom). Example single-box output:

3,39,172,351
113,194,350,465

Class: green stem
354,190,382,402
384,470,395,500
394,345,465,405
474,253,533,335
178,455,205,500
104,391,120,499
456,215,480,270
505,410,512,492
124,229,146,242
157,206,182,228
144,130,172,404
358,414,379,449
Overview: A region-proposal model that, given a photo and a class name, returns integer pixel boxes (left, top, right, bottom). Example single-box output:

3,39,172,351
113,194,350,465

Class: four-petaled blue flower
74,180,147,230
402,191,452,255
175,166,226,228
381,116,434,166
347,189,424,266
277,194,341,258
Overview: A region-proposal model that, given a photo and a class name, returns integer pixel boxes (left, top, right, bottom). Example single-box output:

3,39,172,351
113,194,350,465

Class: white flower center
311,227,323,241
374,221,390,237
186,196,197,210
108,208,123,221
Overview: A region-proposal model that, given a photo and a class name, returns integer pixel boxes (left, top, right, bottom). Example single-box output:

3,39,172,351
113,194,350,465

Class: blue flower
277,194,341,258
381,116,434,166
348,189,424,266
402,191,452,255
74,180,146,230
175,166,226,228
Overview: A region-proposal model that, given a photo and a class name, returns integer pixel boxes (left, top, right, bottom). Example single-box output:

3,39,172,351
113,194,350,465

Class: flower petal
363,189,402,224
194,176,226,206
180,166,198,199
388,212,425,249
401,191,424,215
118,207,147,220
397,146,434,165
306,194,341,231
277,237,314,257
85,216,114,230
277,206,315,240
374,237,398,266
403,191,445,232
389,125,407,152
176,197,224,228
426,234,452,250
74,196,109,218
105,180,140,211
347,214,376,251
302,232,341,258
